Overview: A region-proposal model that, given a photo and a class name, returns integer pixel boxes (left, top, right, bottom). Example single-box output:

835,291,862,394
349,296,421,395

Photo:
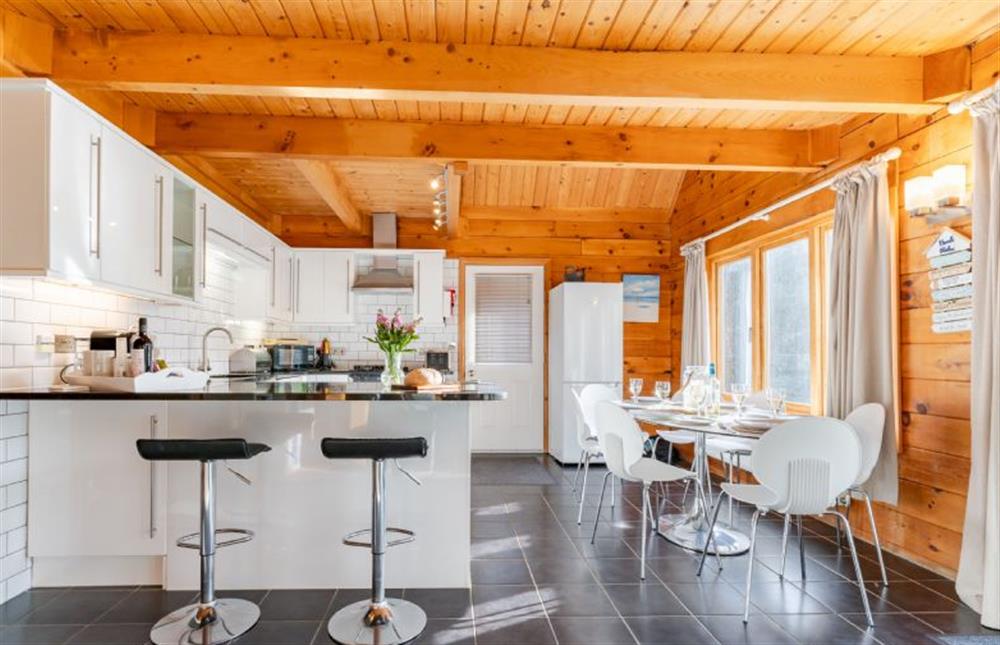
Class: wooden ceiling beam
445,162,466,239
48,30,962,115
292,160,367,234
1,8,53,76
154,113,839,173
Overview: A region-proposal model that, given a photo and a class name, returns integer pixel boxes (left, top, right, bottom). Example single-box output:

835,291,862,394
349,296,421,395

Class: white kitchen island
6,381,504,592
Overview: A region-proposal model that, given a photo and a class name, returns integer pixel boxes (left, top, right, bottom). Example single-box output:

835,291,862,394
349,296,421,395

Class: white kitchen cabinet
205,195,244,247
0,81,102,281
271,243,294,320
169,174,199,299
414,251,445,326
28,401,168,557
293,250,355,323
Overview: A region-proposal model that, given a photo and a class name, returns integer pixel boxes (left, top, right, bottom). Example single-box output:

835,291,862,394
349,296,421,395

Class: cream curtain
957,82,1000,630
827,162,898,505
680,241,710,372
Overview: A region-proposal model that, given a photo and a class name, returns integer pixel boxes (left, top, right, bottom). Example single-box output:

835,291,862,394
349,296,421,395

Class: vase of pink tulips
364,309,421,387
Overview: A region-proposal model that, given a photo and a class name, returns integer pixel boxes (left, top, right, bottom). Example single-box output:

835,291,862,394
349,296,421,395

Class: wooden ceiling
3,0,998,235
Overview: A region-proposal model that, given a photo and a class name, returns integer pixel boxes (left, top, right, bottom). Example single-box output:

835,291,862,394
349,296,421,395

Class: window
764,238,811,404
708,213,833,413
717,258,752,391
473,273,533,363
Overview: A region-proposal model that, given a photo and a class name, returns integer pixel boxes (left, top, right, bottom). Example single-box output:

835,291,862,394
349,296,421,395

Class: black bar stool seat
136,437,270,645
137,438,270,461
323,436,429,645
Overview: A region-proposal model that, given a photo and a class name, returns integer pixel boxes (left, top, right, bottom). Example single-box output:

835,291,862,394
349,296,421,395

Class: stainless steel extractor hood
351,213,414,293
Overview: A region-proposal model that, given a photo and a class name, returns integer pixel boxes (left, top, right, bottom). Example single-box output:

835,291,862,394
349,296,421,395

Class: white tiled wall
0,254,458,604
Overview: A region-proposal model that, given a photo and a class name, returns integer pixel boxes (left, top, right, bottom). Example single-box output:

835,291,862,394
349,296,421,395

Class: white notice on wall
933,318,972,334
925,228,974,334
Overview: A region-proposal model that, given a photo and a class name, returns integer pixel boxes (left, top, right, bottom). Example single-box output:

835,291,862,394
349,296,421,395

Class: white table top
616,399,802,439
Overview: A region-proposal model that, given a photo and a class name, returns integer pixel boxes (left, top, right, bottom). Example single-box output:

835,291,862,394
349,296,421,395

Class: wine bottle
132,317,154,373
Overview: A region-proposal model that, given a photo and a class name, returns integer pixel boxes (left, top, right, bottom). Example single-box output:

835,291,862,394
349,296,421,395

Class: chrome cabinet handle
345,257,351,314
296,258,302,314
270,247,276,307
200,204,208,288
154,176,164,276
287,257,293,314
149,414,158,538
89,136,102,258
414,257,420,315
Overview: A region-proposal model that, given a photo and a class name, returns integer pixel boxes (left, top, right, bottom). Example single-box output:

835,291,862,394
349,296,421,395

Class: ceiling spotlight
433,205,442,215
430,175,443,191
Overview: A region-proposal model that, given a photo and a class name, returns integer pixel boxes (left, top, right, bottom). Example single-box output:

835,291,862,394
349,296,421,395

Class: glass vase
380,350,404,388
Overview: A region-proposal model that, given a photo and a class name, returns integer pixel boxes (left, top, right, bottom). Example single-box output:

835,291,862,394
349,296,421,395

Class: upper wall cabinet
293,250,354,324
414,251,445,326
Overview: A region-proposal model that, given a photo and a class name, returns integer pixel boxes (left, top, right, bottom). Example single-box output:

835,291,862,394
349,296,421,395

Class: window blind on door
474,274,533,364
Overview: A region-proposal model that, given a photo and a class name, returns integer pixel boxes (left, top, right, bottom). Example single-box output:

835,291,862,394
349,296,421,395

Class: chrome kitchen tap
200,327,233,372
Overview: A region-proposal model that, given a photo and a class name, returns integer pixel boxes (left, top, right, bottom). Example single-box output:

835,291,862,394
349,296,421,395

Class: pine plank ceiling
5,0,998,224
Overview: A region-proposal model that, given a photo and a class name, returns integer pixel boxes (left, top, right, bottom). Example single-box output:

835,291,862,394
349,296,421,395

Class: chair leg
610,473,616,508
834,496,843,547
576,453,591,525
667,442,674,466
743,509,762,624
681,479,692,506
591,471,612,544
858,489,889,587
830,510,874,627
779,514,790,580
693,478,723,574
572,449,585,493
797,515,807,581
725,452,735,526
640,484,649,580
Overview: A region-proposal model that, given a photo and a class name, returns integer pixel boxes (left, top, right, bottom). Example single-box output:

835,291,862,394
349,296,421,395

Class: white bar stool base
658,512,751,556
328,598,427,645
149,598,261,645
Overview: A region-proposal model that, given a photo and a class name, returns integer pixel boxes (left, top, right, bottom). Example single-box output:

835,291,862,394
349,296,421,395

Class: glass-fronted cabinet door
171,176,197,299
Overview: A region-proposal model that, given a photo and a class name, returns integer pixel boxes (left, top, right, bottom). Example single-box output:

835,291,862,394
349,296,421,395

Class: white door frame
463,263,545,453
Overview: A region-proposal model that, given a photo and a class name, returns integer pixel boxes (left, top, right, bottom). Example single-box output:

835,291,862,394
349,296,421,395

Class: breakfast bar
1,382,504,592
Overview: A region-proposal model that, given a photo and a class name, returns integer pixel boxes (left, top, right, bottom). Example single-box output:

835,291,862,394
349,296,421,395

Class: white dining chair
649,389,698,503
572,384,619,524
696,417,874,626
838,402,890,587
593,401,720,580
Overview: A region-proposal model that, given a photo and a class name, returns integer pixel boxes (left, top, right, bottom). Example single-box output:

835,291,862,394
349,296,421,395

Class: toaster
228,347,272,375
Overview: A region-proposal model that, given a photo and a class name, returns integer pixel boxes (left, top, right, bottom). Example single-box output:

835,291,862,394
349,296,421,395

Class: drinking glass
731,383,749,417
766,387,786,418
690,383,709,416
628,377,644,402
654,380,672,403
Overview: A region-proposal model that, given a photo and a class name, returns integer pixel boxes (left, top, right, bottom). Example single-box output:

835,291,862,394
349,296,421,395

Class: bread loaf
404,368,443,387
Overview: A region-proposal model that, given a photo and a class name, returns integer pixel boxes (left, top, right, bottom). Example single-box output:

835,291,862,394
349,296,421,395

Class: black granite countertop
0,377,507,401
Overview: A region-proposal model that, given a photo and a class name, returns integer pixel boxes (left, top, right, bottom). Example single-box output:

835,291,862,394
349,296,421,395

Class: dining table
616,398,802,557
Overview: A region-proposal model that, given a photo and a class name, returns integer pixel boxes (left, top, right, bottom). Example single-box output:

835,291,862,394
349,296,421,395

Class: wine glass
731,383,749,417
628,377,644,402
766,387,786,418
654,380,672,404
690,383,709,416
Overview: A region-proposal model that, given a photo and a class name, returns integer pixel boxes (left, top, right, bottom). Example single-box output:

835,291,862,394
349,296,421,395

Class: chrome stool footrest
177,528,255,550
342,527,415,548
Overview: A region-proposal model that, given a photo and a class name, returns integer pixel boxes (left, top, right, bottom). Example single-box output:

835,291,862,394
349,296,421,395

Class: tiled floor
1,455,996,644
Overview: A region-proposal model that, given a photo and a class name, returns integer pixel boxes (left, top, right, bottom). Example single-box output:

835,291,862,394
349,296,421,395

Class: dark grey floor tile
666,582,754,616
403,589,473,619
0,590,66,625
549,616,637,644
471,585,546,620
744,582,832,615
471,536,523,559
18,590,132,625
621,536,691,559
519,538,583,561
864,581,960,613
471,559,533,585
878,553,947,582
233,619,320,644
66,622,151,644
537,584,619,618
471,520,516,539
756,556,847,583
216,590,270,604
258,590,334,621
716,558,784,586
768,613,877,644
646,556,705,583
810,555,908,584
411,618,476,645
592,557,671,585
528,558,598,584
474,617,556,644
0,623,84,644
912,609,999,635
917,579,961,603
624,616,717,644
602,584,689,617
96,589,198,624
575,538,639,560
841,612,943,645
696,614,799,645
793,581,900,614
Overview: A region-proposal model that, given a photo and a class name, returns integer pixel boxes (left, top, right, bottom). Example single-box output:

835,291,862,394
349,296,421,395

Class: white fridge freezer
548,282,623,463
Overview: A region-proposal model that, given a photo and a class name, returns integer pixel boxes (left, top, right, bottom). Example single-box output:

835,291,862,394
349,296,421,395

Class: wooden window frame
707,211,834,415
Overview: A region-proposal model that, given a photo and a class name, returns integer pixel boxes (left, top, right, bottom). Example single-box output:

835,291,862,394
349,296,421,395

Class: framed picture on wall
623,274,660,323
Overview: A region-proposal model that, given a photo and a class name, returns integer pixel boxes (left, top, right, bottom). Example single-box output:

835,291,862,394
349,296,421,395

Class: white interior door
465,265,545,453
